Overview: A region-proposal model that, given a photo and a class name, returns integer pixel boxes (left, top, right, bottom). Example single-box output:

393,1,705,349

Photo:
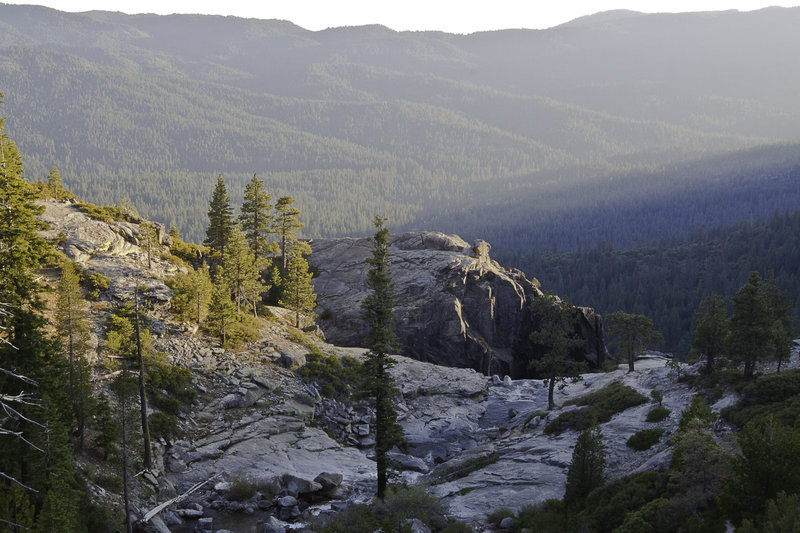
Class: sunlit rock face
310,231,606,377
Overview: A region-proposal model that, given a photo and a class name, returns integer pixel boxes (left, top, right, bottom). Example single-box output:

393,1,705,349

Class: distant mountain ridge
1,4,799,250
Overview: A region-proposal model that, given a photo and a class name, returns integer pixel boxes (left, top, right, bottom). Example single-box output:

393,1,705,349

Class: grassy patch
626,428,664,451
544,381,648,435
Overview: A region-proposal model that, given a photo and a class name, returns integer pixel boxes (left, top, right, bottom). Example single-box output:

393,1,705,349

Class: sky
4,1,799,33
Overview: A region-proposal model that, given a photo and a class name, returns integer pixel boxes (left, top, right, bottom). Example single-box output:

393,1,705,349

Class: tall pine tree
360,216,404,499
239,173,274,262
272,196,303,277
278,241,316,328
204,175,233,267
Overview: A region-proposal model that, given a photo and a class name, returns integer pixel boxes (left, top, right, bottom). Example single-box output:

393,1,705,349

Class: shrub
646,406,671,423
722,369,800,428
545,381,648,435
580,471,670,533
77,202,139,223
435,453,500,483
516,500,575,532
627,428,664,451
227,474,257,501
299,350,365,400
82,271,110,299
148,412,178,439
487,507,514,526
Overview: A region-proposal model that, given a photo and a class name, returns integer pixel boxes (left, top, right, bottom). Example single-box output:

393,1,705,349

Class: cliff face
310,232,606,377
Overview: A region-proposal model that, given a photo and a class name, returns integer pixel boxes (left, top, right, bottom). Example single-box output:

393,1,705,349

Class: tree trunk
548,377,556,410
135,287,152,470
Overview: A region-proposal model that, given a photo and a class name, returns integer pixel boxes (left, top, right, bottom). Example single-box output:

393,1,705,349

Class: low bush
545,382,648,435
487,507,515,526
646,406,671,423
227,474,257,501
580,471,670,533
299,350,365,400
515,499,576,533
148,412,178,440
627,428,664,451
82,271,110,299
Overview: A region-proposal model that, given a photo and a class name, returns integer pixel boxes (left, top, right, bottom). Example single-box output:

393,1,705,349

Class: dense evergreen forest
1,5,800,253
511,210,800,357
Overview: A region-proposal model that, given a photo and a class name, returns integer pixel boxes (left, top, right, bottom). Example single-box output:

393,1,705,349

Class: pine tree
691,293,728,374
169,263,213,324
564,426,606,504
728,272,774,381
360,216,404,499
529,294,587,410
207,277,235,345
139,219,159,270
605,311,664,373
204,174,233,266
55,261,91,449
272,196,303,277
278,241,316,328
239,173,274,262
224,224,266,317
46,166,61,201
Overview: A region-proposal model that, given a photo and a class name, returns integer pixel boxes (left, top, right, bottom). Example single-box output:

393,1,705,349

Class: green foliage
299,350,365,400
728,272,777,381
722,369,800,428
515,500,576,533
580,471,670,533
435,453,500,483
691,293,728,374
227,474,258,501
738,492,800,533
168,234,209,267
677,394,716,433
487,507,515,526
315,485,466,533
646,405,671,423
278,240,316,328
76,202,138,224
167,263,213,324
564,426,606,505
545,381,648,435
204,174,234,260
724,416,800,525
529,294,587,410
605,311,664,373
627,428,664,451
239,173,273,261
81,270,110,300
361,216,404,498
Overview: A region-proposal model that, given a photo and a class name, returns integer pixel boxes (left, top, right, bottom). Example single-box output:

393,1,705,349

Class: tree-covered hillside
514,210,800,357
1,5,800,249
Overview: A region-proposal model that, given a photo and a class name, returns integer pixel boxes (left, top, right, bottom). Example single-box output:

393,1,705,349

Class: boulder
310,232,606,378
313,472,343,491
283,474,322,495
260,516,286,533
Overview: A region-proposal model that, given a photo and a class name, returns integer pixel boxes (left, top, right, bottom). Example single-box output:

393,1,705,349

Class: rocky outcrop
38,200,176,302
310,232,606,378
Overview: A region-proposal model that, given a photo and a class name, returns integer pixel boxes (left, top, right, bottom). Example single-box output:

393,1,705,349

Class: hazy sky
5,1,799,33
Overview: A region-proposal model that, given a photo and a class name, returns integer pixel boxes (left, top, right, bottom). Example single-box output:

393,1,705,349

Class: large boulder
310,232,606,377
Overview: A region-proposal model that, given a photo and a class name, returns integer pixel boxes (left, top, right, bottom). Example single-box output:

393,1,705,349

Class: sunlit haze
3,0,799,32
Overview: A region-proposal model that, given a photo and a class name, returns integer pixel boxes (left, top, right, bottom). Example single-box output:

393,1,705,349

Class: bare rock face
310,232,606,377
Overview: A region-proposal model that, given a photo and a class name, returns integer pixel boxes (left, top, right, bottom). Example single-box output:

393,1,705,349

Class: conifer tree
139,219,159,270
360,216,404,499
529,294,586,410
239,173,275,262
55,261,91,449
728,272,773,381
272,196,303,277
46,166,61,201
278,241,316,328
691,293,728,374
204,174,233,266
207,277,235,345
605,311,664,373
169,263,213,324
224,224,266,316
564,425,606,504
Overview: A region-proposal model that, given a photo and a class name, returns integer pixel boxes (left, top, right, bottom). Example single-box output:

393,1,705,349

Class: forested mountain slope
1,5,800,249
516,210,800,356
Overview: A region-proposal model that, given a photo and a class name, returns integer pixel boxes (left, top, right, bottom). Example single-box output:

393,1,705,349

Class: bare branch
0,471,39,493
